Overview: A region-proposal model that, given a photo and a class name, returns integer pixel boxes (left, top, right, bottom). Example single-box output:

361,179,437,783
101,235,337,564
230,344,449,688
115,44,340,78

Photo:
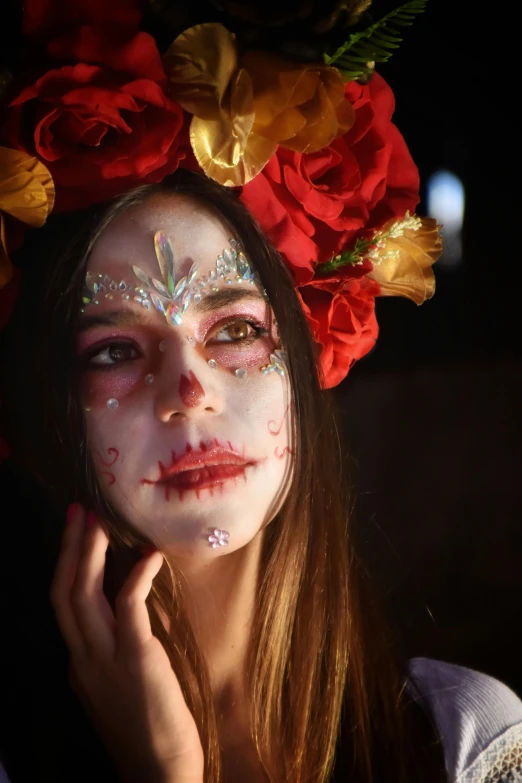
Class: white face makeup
77,194,294,559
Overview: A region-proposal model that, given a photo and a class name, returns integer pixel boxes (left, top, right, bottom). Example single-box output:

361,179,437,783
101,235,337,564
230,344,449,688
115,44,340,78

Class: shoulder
406,656,522,782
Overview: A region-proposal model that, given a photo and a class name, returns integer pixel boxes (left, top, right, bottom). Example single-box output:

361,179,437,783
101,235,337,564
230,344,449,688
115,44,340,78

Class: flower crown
0,0,442,390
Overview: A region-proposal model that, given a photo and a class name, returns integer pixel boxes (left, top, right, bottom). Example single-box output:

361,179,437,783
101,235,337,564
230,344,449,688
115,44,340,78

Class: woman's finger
49,503,88,657
114,550,164,657
70,511,116,659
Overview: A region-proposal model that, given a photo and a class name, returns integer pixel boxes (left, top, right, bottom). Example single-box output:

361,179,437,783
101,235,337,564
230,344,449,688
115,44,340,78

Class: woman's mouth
141,443,257,500
161,463,248,492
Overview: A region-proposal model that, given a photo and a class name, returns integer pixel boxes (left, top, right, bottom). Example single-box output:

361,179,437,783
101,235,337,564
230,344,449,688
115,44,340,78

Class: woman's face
77,193,293,558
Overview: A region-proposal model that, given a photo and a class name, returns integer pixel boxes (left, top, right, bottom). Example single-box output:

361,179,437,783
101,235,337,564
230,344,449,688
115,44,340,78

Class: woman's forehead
82,192,262,320
88,193,232,278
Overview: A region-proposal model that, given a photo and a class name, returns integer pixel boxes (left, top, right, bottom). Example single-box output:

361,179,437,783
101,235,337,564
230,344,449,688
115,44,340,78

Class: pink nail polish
86,511,97,529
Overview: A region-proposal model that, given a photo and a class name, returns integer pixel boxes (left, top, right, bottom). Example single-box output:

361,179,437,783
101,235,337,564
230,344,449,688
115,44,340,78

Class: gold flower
163,23,355,186
366,215,443,304
0,147,55,288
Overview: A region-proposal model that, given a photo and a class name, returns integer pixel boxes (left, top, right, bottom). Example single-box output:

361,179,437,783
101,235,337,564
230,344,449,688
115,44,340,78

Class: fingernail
66,503,80,524
143,546,158,557
86,511,97,529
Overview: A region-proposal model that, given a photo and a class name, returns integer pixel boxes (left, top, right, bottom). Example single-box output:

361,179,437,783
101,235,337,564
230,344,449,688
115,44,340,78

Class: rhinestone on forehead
81,235,259,322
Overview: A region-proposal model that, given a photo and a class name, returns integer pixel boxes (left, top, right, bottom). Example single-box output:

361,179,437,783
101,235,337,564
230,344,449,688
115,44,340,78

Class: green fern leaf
323,0,428,82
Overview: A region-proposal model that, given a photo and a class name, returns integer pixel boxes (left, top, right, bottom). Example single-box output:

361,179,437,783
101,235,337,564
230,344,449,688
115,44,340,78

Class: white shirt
407,657,522,782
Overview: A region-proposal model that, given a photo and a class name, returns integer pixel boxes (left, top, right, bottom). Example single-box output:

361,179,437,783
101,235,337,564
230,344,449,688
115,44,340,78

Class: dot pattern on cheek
81,237,260,324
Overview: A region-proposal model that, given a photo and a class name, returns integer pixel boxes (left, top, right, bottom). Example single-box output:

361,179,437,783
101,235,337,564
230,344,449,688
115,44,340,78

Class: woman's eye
210,320,266,344
87,343,139,367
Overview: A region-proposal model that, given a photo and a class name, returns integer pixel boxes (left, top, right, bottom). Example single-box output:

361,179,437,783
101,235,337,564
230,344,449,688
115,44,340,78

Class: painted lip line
157,447,251,480
141,442,259,498
159,463,249,492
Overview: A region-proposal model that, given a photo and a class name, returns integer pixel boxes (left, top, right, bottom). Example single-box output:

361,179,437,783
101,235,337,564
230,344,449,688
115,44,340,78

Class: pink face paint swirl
274,446,295,460
268,403,292,436
94,446,120,485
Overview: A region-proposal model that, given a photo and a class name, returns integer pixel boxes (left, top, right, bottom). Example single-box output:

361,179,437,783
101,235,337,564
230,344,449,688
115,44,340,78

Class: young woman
1,3,522,782
1,168,521,783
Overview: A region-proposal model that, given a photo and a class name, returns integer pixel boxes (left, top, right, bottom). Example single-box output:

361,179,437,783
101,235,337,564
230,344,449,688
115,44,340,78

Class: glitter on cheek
206,340,271,370
80,367,144,407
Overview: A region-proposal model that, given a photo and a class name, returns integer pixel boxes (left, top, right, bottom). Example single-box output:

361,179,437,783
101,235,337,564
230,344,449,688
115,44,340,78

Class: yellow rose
163,23,355,186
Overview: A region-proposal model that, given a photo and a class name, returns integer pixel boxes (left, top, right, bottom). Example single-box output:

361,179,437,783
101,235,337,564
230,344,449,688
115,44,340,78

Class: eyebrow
78,288,267,332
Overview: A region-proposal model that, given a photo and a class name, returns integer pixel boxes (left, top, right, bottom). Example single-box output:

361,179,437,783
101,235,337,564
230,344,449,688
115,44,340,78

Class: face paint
94,446,120,485
268,403,292,437
82,233,259,329
78,193,293,559
140,438,260,501
179,371,205,408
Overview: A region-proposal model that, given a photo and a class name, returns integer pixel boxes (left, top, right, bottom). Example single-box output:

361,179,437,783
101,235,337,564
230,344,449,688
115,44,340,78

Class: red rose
240,72,420,284
298,270,380,389
23,0,141,39
3,27,186,211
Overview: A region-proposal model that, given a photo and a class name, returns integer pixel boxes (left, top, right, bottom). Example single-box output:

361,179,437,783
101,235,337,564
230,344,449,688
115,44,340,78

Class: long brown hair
1,169,446,782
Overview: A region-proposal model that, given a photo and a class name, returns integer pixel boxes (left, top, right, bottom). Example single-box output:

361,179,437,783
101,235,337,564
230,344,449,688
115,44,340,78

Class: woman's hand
49,503,204,783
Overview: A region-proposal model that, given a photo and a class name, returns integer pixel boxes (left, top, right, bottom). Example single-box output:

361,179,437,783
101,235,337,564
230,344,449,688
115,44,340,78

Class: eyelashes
84,342,140,369
209,318,268,346
82,317,269,371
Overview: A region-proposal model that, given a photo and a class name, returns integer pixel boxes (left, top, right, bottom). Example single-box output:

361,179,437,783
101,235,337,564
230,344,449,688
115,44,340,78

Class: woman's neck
163,531,264,734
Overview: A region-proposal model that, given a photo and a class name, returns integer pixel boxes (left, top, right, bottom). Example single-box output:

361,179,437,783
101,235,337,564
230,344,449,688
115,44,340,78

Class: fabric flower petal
163,23,239,119
3,27,185,212
0,147,55,288
0,147,55,226
164,22,355,186
298,276,380,389
367,216,442,304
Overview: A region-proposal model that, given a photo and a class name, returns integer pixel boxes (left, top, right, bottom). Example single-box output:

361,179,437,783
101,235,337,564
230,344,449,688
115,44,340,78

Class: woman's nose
153,344,225,421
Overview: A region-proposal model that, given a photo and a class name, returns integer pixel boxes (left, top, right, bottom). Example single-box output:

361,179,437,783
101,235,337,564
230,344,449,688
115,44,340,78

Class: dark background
336,1,522,695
